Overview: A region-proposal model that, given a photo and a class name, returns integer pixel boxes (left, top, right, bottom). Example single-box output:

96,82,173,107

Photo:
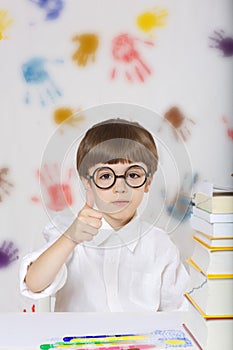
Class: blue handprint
29,0,64,21
21,57,62,106
163,173,198,223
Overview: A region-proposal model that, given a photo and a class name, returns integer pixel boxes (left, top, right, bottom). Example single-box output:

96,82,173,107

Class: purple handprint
0,241,19,268
209,30,233,57
21,57,62,106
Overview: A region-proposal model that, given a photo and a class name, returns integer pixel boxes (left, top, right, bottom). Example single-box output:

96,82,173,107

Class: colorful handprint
29,0,64,21
163,173,198,223
53,106,85,127
0,167,13,202
158,106,195,141
209,30,233,57
222,116,233,141
111,33,154,83
72,33,99,67
37,163,74,211
136,7,168,35
0,10,13,40
0,241,19,268
21,57,62,106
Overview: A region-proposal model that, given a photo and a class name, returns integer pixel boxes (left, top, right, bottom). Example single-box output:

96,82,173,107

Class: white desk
0,311,198,350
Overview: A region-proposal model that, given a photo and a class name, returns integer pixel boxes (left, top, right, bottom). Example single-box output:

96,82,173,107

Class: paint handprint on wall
222,116,233,141
0,241,19,268
163,173,198,223
136,7,168,36
72,33,99,67
111,33,154,82
53,107,85,127
0,167,13,202
0,10,13,40
209,30,233,57
37,163,74,211
29,0,64,21
158,106,195,141
21,57,62,106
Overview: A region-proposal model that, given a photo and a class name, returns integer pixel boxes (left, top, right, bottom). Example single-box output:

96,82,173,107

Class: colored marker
63,335,136,342
40,343,160,350
69,336,147,344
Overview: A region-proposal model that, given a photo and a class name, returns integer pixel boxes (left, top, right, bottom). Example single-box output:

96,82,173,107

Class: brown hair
76,118,158,177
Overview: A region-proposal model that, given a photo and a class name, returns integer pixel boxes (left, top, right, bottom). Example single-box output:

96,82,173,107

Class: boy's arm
24,193,102,294
24,235,76,293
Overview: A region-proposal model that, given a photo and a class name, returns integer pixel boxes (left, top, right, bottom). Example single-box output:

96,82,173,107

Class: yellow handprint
137,7,168,35
53,106,85,127
0,10,13,40
72,33,99,67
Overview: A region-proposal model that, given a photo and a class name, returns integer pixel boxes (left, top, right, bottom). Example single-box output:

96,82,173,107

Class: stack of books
184,181,233,350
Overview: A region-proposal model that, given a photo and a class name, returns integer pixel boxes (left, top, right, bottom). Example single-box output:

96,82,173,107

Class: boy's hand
63,189,102,244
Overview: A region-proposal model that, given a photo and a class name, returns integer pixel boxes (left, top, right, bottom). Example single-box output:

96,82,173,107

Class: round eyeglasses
87,165,151,190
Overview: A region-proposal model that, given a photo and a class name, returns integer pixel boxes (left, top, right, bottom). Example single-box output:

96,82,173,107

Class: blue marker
63,334,136,342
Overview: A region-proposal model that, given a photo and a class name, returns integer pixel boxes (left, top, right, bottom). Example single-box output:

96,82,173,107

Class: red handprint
111,33,154,82
36,163,74,211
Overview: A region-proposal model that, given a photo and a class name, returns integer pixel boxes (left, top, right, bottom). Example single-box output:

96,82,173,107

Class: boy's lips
111,200,130,206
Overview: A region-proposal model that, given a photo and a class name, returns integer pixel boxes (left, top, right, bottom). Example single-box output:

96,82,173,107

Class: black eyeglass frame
86,165,151,190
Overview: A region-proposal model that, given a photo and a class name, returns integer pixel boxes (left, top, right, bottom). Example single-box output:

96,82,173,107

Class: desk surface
0,311,198,350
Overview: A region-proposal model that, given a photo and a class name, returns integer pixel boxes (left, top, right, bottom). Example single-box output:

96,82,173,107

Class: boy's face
82,162,152,229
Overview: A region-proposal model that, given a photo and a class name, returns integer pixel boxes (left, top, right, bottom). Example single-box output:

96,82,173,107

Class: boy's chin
97,201,130,214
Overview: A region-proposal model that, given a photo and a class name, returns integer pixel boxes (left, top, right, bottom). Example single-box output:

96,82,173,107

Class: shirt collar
90,215,141,252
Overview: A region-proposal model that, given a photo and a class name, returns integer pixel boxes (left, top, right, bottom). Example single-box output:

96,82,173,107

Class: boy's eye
127,172,140,179
99,173,112,180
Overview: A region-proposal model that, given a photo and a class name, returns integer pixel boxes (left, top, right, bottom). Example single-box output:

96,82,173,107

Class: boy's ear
144,176,153,193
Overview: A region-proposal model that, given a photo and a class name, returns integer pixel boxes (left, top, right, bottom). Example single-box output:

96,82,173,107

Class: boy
20,118,189,312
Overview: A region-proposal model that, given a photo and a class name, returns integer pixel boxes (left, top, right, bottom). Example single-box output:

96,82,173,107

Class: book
186,259,233,316
195,180,233,196
195,192,233,214
184,297,233,350
192,206,233,223
190,214,233,238
190,238,233,276
193,232,233,248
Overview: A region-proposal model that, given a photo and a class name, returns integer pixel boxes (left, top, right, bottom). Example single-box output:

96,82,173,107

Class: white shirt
19,214,190,312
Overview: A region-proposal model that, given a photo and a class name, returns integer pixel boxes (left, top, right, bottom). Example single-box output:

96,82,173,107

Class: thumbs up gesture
63,189,102,244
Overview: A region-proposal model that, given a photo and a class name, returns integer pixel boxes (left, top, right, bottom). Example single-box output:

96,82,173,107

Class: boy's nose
113,177,127,193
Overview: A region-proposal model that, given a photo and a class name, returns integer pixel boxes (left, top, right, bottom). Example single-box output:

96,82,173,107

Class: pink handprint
37,163,74,211
222,116,233,140
111,33,154,82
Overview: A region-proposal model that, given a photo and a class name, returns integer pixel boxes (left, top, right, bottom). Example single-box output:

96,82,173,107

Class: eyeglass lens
93,166,147,189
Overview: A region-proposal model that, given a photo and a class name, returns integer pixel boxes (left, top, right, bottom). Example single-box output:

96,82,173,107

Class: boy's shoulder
139,219,176,251
140,219,168,238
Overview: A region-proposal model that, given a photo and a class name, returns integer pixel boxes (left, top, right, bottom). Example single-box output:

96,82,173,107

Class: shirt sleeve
158,239,190,311
19,214,74,300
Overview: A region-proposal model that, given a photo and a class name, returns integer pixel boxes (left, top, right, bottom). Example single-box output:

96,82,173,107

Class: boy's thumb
86,188,95,208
